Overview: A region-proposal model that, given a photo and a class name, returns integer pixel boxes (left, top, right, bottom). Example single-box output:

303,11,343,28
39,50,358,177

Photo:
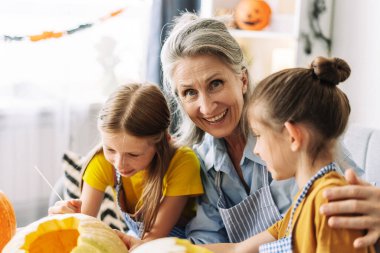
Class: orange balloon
235,0,272,31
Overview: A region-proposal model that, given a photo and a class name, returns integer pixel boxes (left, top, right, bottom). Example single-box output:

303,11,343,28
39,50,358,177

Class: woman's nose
199,94,216,115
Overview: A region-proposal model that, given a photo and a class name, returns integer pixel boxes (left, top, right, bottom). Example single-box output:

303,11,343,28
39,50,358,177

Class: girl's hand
114,230,143,251
320,169,380,248
48,199,82,215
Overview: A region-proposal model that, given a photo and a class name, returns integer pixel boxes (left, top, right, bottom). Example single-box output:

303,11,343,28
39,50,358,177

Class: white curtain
0,0,151,226
0,100,101,225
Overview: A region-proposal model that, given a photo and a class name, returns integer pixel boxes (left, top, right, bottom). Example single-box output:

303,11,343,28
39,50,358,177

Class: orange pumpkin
0,191,17,251
235,0,272,31
3,213,129,253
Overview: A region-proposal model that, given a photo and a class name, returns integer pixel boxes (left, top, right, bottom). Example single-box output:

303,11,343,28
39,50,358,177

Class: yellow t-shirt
82,146,203,219
267,171,375,253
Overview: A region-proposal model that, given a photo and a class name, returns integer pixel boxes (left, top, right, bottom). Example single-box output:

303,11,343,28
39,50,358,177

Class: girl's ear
284,121,302,152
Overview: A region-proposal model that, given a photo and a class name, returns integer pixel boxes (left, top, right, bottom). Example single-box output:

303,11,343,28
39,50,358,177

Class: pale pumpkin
0,191,17,252
3,213,129,253
235,0,272,31
133,237,213,253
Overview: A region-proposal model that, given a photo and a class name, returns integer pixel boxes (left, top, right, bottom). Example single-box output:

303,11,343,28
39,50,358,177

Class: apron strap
113,167,118,188
285,163,336,236
262,165,269,186
114,168,128,213
113,168,145,237
215,171,223,197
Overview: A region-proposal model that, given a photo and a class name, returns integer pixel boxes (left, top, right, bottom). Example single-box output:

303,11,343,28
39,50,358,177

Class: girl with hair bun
202,57,375,253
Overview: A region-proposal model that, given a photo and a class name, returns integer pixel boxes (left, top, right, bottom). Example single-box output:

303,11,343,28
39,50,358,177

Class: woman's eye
210,79,223,90
107,148,116,153
183,89,197,98
252,132,260,138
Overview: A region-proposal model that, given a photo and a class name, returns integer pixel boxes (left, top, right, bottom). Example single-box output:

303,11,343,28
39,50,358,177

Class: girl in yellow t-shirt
49,83,203,246
201,57,374,253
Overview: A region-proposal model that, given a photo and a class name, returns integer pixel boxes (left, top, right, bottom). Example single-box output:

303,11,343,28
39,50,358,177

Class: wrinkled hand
48,199,82,215
114,230,143,251
320,169,380,248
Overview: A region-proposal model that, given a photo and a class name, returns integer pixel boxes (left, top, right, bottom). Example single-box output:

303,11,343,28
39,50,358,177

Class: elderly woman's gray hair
161,12,252,146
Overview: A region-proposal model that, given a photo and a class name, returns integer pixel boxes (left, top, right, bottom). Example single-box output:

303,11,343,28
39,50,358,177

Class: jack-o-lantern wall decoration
0,191,17,252
235,0,272,31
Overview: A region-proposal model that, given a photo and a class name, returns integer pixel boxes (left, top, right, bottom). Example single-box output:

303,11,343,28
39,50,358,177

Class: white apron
216,166,282,243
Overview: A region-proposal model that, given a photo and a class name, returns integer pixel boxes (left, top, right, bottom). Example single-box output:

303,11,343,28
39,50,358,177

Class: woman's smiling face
172,55,248,139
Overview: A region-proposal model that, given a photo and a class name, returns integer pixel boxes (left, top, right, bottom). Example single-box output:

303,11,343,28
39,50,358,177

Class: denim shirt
186,133,364,244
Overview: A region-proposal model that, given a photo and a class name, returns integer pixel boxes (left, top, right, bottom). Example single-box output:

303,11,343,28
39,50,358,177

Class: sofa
343,124,380,186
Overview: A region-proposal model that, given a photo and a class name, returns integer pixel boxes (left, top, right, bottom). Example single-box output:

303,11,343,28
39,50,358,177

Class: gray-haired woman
160,12,380,249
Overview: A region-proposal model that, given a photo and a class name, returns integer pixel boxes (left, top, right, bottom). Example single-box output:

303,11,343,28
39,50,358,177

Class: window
0,0,152,101
0,0,152,226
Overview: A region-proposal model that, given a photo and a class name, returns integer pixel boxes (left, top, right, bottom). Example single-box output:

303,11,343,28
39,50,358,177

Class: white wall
331,0,380,129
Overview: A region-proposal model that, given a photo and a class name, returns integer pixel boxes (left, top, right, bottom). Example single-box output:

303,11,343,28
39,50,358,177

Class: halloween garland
1,8,125,42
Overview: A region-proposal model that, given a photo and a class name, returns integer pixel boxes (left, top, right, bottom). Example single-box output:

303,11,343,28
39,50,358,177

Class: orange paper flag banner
100,8,125,21
111,8,124,17
29,31,64,42
2,7,126,42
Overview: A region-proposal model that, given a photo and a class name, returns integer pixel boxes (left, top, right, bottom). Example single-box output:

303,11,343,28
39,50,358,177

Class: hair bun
311,56,351,86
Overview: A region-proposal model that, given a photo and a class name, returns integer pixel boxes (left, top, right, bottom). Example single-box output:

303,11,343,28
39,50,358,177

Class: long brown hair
248,57,351,160
97,83,176,236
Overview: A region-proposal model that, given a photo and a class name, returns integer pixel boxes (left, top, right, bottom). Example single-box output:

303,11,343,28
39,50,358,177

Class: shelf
229,29,297,40
203,0,332,82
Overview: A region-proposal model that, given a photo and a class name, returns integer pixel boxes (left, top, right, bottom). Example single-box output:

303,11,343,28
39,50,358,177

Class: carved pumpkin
0,191,17,251
235,0,272,31
133,237,212,253
3,213,129,253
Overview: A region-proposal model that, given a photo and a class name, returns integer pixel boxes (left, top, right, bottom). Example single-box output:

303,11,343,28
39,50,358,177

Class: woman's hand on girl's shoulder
48,199,82,215
320,169,380,248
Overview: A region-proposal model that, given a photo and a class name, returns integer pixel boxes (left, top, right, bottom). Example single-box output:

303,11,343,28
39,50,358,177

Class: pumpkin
133,237,213,253
2,213,129,253
235,0,272,31
0,191,17,251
